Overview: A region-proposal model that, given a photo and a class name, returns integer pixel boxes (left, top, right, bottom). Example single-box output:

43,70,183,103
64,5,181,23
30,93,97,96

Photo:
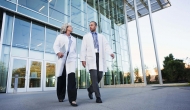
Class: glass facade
0,0,171,92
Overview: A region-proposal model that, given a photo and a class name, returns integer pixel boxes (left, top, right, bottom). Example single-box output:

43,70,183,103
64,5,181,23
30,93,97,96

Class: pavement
0,86,190,110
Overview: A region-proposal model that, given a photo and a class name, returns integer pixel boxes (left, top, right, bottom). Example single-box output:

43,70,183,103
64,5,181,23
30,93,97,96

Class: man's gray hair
60,23,72,34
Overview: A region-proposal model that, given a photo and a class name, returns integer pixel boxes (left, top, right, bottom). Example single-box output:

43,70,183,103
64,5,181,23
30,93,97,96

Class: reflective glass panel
45,27,57,61
30,22,45,59
46,63,56,87
11,59,27,88
3,14,14,45
29,61,42,88
49,0,70,22
18,0,48,15
12,17,30,57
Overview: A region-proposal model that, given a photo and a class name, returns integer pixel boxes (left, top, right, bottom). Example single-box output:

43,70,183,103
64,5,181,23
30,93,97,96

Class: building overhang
126,0,171,22
97,0,171,25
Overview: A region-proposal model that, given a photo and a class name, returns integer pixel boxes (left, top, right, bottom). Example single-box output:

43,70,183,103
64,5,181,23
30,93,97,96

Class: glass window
120,38,128,50
17,6,48,22
102,33,111,46
116,42,121,54
12,17,30,57
0,0,16,11
3,14,14,45
87,5,98,31
72,27,86,36
121,50,129,61
116,67,123,84
30,22,45,59
78,60,87,89
112,40,116,53
11,59,27,88
45,27,57,61
7,0,17,3
0,45,10,92
116,54,122,67
104,61,113,85
114,30,120,42
87,0,98,8
87,5,98,23
18,0,48,15
46,63,56,87
45,27,57,54
71,6,87,31
76,37,82,58
119,25,127,40
29,61,42,88
101,14,111,35
71,0,86,12
49,18,62,28
49,0,70,22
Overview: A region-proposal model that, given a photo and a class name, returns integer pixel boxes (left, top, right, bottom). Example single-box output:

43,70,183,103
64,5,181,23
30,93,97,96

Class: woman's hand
57,52,64,58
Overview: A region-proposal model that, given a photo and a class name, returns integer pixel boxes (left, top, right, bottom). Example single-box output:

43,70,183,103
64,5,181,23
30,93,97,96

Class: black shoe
96,97,102,103
71,103,78,107
58,99,63,102
87,88,93,99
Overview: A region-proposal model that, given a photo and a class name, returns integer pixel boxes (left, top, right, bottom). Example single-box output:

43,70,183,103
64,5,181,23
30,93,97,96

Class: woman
53,23,78,107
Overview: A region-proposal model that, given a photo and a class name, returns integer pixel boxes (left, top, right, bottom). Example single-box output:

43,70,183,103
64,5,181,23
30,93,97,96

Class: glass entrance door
27,60,43,91
44,62,56,90
8,58,28,93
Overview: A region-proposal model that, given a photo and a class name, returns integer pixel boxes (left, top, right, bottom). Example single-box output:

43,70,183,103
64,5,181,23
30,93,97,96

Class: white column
123,0,134,84
133,0,147,85
6,15,15,93
147,0,163,85
0,12,6,59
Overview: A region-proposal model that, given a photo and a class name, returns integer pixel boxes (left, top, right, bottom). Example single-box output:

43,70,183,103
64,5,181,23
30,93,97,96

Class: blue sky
128,0,190,71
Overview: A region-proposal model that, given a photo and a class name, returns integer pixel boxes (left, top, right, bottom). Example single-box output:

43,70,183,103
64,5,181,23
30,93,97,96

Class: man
80,21,114,103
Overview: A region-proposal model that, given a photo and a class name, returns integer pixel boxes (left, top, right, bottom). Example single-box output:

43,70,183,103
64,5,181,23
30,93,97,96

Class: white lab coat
80,32,113,72
53,34,77,77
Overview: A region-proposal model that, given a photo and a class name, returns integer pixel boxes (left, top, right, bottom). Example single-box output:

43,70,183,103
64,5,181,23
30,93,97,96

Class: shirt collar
65,34,71,38
91,31,97,35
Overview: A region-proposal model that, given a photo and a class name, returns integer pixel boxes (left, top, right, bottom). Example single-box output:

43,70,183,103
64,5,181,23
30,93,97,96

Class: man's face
89,22,96,32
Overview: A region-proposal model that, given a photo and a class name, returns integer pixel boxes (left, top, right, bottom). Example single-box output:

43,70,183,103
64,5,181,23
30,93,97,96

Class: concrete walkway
0,86,190,110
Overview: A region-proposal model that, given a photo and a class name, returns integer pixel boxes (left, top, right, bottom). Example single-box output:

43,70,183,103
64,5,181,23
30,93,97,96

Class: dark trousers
88,53,103,98
57,55,77,103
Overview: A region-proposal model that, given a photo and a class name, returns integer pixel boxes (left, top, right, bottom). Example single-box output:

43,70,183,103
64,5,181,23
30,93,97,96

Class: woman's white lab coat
53,34,77,77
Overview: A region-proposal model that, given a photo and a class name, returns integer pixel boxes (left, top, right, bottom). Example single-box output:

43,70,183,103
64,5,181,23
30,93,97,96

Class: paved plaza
0,86,190,110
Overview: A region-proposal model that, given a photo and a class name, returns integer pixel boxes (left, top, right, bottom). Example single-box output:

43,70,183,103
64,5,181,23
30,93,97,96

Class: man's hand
82,61,86,68
57,52,64,58
111,53,115,59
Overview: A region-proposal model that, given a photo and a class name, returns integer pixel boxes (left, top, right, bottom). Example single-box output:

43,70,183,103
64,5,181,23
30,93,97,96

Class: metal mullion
29,21,32,59
48,0,49,23
70,0,71,23
16,0,18,11
42,26,47,91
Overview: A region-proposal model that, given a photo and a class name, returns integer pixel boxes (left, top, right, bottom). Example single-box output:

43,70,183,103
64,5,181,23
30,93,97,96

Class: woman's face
66,26,73,33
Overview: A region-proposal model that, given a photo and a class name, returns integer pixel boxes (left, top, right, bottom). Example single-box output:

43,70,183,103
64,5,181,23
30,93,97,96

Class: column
133,0,147,85
147,0,163,85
